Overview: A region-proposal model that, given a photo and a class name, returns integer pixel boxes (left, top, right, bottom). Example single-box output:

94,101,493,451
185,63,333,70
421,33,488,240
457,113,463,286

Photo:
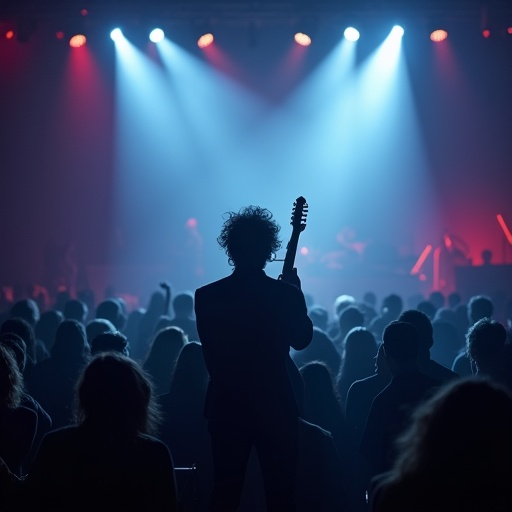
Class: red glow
294,32,311,47
508,27,512,35
80,9,88,16
198,33,214,49
56,31,65,40
419,274,427,282
58,43,111,154
433,247,441,291
300,247,309,256
430,29,448,42
411,244,433,275
186,218,198,229
443,233,453,250
5,30,14,40
497,214,512,245
483,29,491,39
200,42,241,79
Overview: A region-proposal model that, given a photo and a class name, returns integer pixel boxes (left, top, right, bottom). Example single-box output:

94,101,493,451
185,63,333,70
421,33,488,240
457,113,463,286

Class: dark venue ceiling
1,1,512,19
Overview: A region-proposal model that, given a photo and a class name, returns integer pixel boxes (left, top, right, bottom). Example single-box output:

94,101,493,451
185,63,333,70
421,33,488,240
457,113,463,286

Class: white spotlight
149,28,164,43
391,25,405,38
110,28,123,42
344,27,360,42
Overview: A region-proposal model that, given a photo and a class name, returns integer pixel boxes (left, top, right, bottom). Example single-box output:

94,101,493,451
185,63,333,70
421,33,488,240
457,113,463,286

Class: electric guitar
279,196,308,283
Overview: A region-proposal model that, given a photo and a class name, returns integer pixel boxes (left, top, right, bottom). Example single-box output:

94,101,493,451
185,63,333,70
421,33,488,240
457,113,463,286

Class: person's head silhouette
217,206,282,270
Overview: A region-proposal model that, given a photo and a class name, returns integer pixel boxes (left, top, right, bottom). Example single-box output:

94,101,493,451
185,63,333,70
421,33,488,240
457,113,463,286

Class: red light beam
497,214,512,245
410,244,433,275
433,247,441,291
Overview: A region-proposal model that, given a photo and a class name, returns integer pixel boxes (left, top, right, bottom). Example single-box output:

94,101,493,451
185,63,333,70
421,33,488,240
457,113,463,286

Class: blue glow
344,27,360,42
110,26,439,298
110,28,124,42
149,28,164,43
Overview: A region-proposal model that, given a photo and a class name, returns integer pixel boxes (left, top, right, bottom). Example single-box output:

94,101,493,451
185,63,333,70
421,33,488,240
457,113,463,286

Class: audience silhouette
337,327,378,407
6,203,512,512
371,378,512,512
90,330,129,357
26,320,89,429
34,309,63,353
0,333,52,474
0,344,37,478
466,318,512,391
345,343,391,512
159,341,212,511
134,285,171,362
168,292,200,342
360,321,440,481
291,326,341,378
299,361,349,461
369,294,403,341
24,353,178,511
398,309,459,382
143,326,187,396
452,294,494,377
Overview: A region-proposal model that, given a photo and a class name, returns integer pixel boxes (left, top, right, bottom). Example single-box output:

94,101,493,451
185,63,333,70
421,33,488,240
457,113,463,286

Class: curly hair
217,205,281,267
0,344,24,408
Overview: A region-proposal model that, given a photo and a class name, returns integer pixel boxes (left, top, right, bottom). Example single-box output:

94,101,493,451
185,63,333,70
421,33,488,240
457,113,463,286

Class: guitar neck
282,229,301,277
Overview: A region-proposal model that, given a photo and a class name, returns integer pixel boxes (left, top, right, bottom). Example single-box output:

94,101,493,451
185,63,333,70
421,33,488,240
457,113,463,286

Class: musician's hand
281,268,302,290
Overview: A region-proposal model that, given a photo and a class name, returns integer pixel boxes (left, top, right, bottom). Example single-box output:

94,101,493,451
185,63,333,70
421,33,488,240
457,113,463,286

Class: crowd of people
1,207,512,512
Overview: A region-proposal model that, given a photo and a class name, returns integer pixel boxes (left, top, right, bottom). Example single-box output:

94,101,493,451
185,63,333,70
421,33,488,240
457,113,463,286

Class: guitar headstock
291,196,308,233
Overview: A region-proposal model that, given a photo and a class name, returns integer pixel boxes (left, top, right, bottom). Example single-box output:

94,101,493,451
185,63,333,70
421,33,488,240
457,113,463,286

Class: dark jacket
195,268,313,425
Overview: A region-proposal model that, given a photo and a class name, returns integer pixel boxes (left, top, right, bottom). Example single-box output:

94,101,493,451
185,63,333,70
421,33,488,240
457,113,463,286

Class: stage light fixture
344,27,360,42
482,29,491,38
197,33,214,48
69,34,86,48
110,28,123,42
390,25,405,38
149,28,164,43
5,30,14,40
430,29,448,42
507,27,512,35
294,32,312,46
